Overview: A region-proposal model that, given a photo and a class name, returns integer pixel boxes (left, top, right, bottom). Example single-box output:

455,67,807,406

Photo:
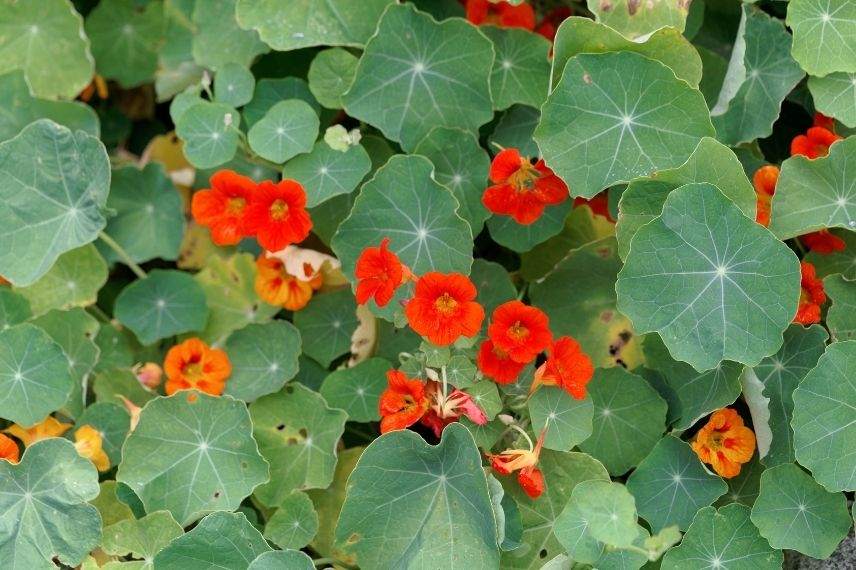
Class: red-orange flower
573,192,614,222
355,238,407,307
488,301,552,364
813,112,835,131
691,408,756,478
255,255,321,311
795,261,826,325
791,126,842,159
404,272,485,346
379,370,431,434
164,338,231,396
477,339,526,384
752,165,779,227
486,428,547,498
535,6,572,42
0,433,19,463
191,170,256,245
482,148,568,225
801,230,846,254
244,179,312,252
532,336,594,399
466,0,536,30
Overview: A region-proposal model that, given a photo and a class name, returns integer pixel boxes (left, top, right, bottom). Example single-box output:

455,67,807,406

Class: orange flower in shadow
795,261,826,325
466,0,536,29
691,408,755,478
532,336,594,399
255,255,321,311
378,370,430,434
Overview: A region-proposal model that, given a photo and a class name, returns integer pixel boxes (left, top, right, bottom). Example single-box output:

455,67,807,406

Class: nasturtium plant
1,0,854,566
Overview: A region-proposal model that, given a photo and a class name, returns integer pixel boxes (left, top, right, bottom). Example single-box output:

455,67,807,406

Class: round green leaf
556,479,639,553
787,0,856,77
335,423,500,569
617,183,800,372
0,289,31,330
750,463,851,559
85,0,164,88
753,324,828,467
579,367,668,476
215,62,255,107
343,3,494,151
153,511,272,568
535,51,714,199
224,320,302,402
825,275,856,341
93,368,155,408
308,48,359,109
0,323,73,426
486,198,573,253
0,119,110,287
413,127,491,234
809,72,856,128
551,17,702,89
529,386,593,451
117,391,270,526
15,244,107,316
769,136,856,239
248,99,319,164
0,70,99,140
792,341,856,492
715,454,764,508
489,104,539,158
0,438,100,568
626,435,728,531
282,140,371,208
91,481,134,528
235,0,393,52
481,26,550,111
114,269,209,345
661,504,782,569
293,288,358,368
191,0,268,70
470,259,516,321
586,0,690,39
531,237,644,369
102,510,183,569
710,5,805,145
77,401,130,467
194,253,279,345
99,163,185,265
319,357,389,423
250,384,347,507
616,137,757,261
332,154,473,278
249,550,314,570
175,101,241,169
264,491,319,550
0,0,94,99
243,77,319,128
643,335,743,430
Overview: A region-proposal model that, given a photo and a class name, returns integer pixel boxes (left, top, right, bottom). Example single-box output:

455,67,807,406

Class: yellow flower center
434,292,459,315
269,198,289,220
508,321,529,341
508,162,539,193
226,196,246,214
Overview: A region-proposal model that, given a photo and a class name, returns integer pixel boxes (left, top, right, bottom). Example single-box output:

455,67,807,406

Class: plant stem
87,304,112,323
99,232,147,279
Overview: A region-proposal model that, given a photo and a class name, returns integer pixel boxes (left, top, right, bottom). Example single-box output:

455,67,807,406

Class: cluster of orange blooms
0,416,109,471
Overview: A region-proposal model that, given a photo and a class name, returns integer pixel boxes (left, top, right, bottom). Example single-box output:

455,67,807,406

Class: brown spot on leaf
583,73,592,84
600,310,614,323
599,0,613,12
627,0,641,15
346,533,361,545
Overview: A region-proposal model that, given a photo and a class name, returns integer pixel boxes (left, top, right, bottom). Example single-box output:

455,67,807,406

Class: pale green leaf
90,481,134,528
282,140,371,208
0,289,31,330
293,289,358,368
556,479,639,553
750,463,851,558
617,183,800,372
0,119,109,287
15,245,107,316
102,511,183,570
787,0,856,77
248,550,313,570
248,99,319,164
191,0,268,70
481,26,550,111
825,275,856,341
586,0,690,39
319,357,389,423
626,435,728,531
117,391,270,526
153,511,271,568
343,3,494,150
809,72,856,128
175,101,241,169
243,77,319,128
308,48,359,109
264,491,319,550
224,320,301,402
306,446,363,560
215,63,255,108
528,387,593,452
489,105,539,158
535,52,714,199
250,383,347,507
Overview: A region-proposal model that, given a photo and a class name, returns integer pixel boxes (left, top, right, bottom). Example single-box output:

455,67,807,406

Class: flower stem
99,232,147,279
508,423,534,452
87,304,112,323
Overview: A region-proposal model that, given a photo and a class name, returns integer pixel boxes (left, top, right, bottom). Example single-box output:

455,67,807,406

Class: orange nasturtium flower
74,425,110,472
486,428,547,499
4,416,71,446
164,338,231,396
801,230,846,254
379,370,431,434
404,272,485,346
812,112,835,131
752,165,779,227
355,238,407,307
0,433,19,463
482,148,568,225
795,261,826,325
532,336,594,399
465,0,536,30
691,408,756,478
244,179,312,252
255,255,321,311
791,126,841,159
191,170,257,245
487,300,553,364
477,339,527,384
